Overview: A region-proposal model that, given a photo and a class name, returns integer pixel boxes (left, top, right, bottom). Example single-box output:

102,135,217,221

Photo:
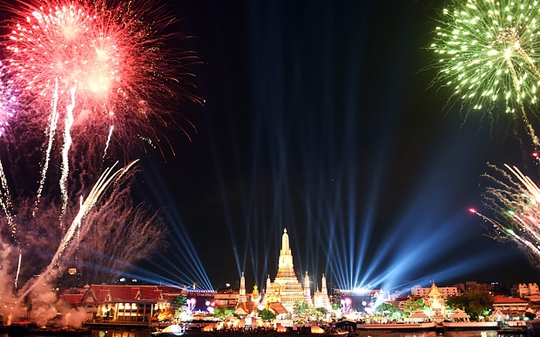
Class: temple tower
238,272,247,303
262,228,307,312
304,272,313,307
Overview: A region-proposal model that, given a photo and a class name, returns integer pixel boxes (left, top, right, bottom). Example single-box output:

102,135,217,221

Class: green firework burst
430,0,540,115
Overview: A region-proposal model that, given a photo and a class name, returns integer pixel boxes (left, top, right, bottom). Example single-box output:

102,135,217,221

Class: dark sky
133,0,540,292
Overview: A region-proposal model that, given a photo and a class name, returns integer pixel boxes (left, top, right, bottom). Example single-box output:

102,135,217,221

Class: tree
171,295,187,310
402,299,424,317
446,285,493,321
375,303,399,314
259,308,276,321
213,306,234,319
374,303,403,321
294,301,308,316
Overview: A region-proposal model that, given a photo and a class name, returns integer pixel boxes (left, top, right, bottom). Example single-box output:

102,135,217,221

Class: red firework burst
4,0,198,151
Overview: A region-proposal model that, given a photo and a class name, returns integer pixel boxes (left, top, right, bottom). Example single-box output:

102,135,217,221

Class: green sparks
430,0,540,114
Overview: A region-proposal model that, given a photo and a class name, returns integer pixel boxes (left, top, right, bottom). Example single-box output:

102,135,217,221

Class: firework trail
34,79,60,216
471,164,540,265
18,160,139,300
0,63,17,239
430,0,540,147
59,86,76,225
103,125,114,161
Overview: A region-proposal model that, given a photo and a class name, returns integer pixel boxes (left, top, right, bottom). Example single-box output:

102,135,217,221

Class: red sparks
4,0,198,151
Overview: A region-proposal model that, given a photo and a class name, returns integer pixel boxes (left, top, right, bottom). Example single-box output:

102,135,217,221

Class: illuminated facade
79,285,184,324
412,284,460,297
312,274,332,311
261,229,306,312
423,282,446,315
258,228,331,313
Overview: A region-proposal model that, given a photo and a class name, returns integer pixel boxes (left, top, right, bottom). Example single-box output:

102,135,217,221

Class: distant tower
238,272,247,303
266,275,271,293
320,273,332,310
313,273,332,311
304,272,313,307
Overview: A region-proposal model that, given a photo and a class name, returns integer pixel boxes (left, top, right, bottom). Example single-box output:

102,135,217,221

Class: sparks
5,0,199,154
429,0,540,146
474,164,540,265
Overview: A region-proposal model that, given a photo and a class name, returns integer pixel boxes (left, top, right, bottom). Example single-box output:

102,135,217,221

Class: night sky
132,0,540,292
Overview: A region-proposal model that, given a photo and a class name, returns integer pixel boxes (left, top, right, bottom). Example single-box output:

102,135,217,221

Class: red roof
493,295,528,304
61,293,84,305
83,285,185,303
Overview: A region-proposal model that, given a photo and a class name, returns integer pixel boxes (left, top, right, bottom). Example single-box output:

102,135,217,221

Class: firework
471,164,540,266
430,0,540,144
0,0,191,320
5,0,198,153
4,0,199,217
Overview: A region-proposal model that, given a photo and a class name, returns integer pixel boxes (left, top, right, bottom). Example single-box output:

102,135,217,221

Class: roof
235,302,255,315
409,309,428,318
450,308,470,319
81,285,185,303
425,283,443,298
268,302,288,315
493,295,528,304
60,293,84,305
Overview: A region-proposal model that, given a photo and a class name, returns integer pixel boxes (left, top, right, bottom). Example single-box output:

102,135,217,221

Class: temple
238,228,332,314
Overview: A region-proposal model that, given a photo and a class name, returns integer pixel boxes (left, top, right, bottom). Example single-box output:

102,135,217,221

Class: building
423,283,446,316
214,287,239,310
77,285,213,324
412,284,461,297
79,285,180,324
518,283,540,298
492,295,529,318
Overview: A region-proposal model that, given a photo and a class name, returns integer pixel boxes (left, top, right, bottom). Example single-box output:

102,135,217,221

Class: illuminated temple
239,228,331,313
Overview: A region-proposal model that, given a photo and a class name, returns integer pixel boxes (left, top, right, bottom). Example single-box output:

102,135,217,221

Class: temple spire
281,228,290,255
238,272,247,303
304,271,313,307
